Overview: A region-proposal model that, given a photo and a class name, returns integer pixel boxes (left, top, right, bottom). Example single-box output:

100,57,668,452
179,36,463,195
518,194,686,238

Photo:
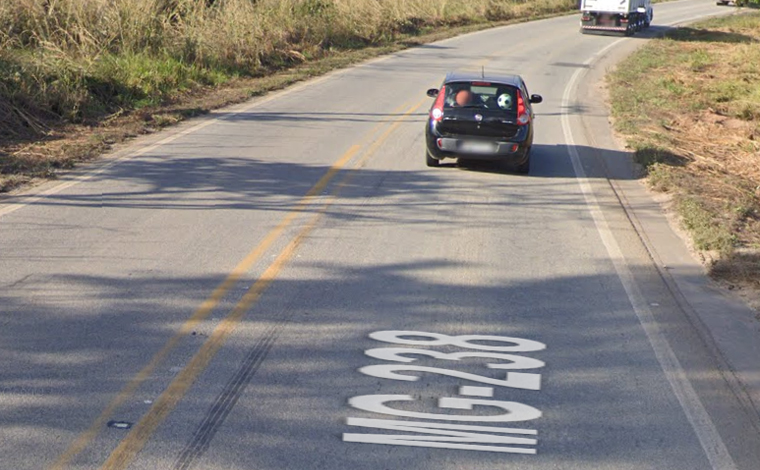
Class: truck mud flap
580,26,629,35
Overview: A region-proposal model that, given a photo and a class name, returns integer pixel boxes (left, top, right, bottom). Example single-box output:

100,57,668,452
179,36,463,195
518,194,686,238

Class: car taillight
517,91,530,125
430,85,446,122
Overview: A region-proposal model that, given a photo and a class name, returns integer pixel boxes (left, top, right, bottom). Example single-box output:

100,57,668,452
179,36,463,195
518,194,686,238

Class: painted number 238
361,331,546,391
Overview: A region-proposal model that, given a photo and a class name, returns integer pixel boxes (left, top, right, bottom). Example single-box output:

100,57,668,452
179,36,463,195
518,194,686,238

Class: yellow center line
97,98,425,470
461,53,499,73
49,99,418,470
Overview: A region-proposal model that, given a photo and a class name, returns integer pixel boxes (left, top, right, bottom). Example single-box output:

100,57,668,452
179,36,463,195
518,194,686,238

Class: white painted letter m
343,418,537,454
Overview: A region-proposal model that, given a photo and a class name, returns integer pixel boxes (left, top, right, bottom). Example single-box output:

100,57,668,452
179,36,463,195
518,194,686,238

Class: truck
579,0,653,35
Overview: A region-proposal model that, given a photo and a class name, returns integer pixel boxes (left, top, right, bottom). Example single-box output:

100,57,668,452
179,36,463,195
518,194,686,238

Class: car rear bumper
425,127,530,163
435,137,522,155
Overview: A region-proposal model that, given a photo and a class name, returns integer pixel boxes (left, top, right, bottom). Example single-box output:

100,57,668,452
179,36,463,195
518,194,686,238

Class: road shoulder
573,25,760,423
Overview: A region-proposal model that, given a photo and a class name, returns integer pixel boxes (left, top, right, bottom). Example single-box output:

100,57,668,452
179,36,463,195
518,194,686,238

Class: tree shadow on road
0,141,647,214
3,249,758,468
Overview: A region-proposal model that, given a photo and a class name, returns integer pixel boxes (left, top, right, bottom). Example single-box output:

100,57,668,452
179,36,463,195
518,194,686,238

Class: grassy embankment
608,12,760,295
0,0,577,191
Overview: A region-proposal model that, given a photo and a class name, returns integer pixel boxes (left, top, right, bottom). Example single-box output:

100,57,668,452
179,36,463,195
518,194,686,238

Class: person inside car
453,89,475,107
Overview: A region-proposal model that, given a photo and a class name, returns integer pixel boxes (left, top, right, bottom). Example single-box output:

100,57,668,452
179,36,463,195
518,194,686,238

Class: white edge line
560,15,737,470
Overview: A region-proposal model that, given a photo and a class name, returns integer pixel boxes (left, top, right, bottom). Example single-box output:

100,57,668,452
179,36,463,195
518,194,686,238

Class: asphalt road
2,2,760,469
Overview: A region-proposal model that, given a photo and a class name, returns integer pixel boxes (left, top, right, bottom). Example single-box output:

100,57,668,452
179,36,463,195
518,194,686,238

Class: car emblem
475,114,483,122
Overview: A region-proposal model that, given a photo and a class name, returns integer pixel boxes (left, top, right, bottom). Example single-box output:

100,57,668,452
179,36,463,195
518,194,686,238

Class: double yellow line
50,97,426,470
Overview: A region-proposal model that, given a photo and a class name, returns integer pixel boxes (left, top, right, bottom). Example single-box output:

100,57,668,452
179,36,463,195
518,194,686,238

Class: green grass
678,197,737,253
1,50,231,125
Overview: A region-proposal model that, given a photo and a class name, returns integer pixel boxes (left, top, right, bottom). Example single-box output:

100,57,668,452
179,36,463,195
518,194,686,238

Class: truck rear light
517,91,530,125
430,85,446,122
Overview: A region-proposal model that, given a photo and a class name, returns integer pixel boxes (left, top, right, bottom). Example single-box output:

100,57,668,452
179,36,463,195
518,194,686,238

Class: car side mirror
529,94,543,104
427,88,439,98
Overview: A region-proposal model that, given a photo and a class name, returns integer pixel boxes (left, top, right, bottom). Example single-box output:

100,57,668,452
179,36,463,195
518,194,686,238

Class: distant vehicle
580,0,653,35
424,72,542,174
716,0,747,5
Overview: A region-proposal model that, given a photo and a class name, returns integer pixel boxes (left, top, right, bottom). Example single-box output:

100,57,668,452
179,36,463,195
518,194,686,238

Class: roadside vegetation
0,0,576,191
608,12,760,300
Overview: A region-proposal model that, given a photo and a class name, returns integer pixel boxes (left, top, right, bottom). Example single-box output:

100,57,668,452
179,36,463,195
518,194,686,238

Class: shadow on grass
664,26,758,44
710,251,760,287
633,145,691,170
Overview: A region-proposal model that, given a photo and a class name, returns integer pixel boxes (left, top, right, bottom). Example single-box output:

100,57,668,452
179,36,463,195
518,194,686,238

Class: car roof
443,72,523,87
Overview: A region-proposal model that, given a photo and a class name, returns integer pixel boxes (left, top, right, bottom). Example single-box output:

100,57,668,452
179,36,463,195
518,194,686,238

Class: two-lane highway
2,2,760,469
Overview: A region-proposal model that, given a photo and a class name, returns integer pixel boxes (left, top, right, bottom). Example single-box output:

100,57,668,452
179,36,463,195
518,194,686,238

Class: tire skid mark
172,327,280,470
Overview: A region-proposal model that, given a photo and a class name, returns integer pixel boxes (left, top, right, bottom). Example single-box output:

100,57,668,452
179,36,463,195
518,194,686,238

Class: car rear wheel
513,146,531,174
426,151,440,167
516,157,530,174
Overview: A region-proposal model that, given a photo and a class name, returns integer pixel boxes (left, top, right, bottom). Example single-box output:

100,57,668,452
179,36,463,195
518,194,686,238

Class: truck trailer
580,0,653,35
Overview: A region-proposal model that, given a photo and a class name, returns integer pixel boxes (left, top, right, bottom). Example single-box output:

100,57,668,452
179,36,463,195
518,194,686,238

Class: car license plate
460,141,495,154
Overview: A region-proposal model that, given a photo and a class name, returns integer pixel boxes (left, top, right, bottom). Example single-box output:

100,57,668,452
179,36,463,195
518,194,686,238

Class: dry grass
609,12,760,295
0,0,576,191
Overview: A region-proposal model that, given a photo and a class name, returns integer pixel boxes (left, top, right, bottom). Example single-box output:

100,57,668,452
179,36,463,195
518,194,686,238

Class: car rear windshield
443,82,518,113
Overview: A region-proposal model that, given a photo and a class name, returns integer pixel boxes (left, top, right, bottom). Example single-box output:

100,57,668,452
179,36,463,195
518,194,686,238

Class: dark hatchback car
425,72,542,173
